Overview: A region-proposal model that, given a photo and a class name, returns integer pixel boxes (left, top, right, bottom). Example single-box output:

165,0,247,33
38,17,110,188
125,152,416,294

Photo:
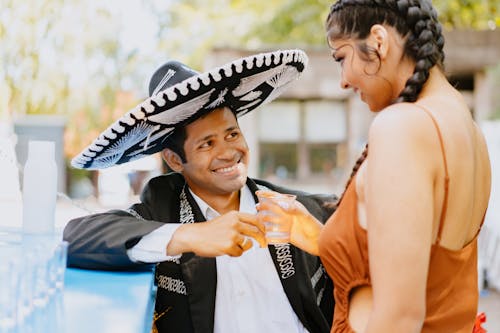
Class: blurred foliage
1,0,499,161
0,0,152,157
150,0,287,68
434,0,500,30
155,0,500,67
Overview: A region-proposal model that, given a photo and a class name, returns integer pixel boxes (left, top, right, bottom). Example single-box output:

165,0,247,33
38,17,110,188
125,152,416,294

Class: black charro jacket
64,173,336,333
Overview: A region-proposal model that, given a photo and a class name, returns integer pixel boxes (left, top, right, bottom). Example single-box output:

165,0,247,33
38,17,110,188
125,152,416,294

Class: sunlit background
1,0,500,328
2,0,499,198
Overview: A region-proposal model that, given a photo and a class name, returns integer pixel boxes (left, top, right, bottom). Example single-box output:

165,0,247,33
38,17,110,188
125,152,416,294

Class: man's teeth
215,165,236,173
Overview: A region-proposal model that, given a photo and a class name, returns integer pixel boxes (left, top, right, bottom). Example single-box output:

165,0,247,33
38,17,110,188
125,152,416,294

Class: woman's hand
256,192,324,255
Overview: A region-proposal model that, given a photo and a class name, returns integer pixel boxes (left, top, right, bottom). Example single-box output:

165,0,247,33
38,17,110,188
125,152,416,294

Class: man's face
179,107,249,198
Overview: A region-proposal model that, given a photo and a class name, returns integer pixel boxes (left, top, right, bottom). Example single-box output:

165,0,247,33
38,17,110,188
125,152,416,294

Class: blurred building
205,29,500,194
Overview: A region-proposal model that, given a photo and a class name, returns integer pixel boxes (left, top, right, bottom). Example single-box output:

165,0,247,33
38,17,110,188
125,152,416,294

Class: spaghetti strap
415,104,450,243
474,211,487,239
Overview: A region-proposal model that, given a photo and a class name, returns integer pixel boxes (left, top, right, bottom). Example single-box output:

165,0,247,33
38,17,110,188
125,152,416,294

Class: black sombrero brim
71,49,308,170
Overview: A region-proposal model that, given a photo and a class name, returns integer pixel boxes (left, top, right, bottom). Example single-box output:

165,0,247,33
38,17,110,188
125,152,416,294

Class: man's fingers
238,225,267,248
237,212,269,248
239,236,252,250
238,212,266,233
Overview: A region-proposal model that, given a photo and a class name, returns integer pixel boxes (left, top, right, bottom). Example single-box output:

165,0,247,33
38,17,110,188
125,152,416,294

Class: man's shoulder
140,172,185,199
250,178,294,193
250,177,331,198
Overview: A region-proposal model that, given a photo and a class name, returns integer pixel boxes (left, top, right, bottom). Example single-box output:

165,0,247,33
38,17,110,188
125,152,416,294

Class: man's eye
227,131,239,139
199,141,211,148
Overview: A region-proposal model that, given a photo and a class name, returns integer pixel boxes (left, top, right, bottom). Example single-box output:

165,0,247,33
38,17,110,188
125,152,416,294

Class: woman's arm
364,105,439,332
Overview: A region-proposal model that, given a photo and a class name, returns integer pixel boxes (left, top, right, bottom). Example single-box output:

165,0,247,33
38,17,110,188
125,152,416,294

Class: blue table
63,267,156,333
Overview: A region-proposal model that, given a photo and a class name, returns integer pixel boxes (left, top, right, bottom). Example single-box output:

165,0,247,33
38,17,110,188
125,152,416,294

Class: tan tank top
319,106,484,332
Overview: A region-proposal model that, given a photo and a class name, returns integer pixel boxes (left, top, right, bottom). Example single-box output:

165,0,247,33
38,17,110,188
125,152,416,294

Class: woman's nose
340,76,350,89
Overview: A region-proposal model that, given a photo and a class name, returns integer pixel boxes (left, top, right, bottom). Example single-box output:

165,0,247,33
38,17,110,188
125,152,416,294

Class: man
65,50,335,333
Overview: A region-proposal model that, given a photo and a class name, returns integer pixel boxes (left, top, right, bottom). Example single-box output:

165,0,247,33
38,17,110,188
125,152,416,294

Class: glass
0,260,19,333
17,249,36,332
53,241,68,292
256,190,296,244
0,230,68,332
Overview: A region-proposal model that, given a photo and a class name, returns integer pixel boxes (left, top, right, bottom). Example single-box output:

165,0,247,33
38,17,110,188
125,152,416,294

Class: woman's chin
368,104,382,113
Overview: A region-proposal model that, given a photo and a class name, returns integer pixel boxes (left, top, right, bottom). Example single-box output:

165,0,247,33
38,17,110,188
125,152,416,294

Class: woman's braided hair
326,0,445,208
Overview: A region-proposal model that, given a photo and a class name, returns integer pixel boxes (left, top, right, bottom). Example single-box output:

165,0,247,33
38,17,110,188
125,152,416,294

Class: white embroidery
237,98,261,112
267,67,298,88
232,66,286,97
205,88,228,109
274,243,295,279
125,208,145,220
311,265,324,288
239,90,262,102
152,69,176,96
90,152,122,169
138,127,174,149
179,187,195,224
316,285,325,306
157,274,187,295
105,122,154,155
147,89,215,125
143,125,161,150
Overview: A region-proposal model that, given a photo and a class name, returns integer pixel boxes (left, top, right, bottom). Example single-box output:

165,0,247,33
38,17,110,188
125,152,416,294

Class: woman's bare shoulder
369,102,438,148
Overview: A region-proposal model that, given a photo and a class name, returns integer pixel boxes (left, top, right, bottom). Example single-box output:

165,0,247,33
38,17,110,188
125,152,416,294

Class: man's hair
164,126,188,162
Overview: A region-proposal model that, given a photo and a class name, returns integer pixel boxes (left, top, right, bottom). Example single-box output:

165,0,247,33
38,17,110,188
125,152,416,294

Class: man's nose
216,144,237,160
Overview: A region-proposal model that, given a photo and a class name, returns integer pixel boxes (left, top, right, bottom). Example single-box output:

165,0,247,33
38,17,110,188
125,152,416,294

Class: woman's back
342,70,492,332
415,77,490,250
354,69,490,246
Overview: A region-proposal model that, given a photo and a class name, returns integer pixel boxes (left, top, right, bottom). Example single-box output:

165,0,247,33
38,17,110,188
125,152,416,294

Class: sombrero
71,49,308,170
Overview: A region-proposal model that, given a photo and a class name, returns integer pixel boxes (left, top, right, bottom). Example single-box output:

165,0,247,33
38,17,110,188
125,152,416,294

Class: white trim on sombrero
147,88,215,125
240,91,262,101
205,88,228,110
152,69,176,96
232,65,284,97
140,127,173,148
72,49,308,169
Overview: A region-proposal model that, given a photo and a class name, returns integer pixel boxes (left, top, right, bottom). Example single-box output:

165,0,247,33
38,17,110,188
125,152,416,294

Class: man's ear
369,24,389,59
162,149,184,172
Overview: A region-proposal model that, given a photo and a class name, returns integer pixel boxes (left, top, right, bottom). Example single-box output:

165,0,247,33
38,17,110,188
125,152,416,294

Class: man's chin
221,176,247,193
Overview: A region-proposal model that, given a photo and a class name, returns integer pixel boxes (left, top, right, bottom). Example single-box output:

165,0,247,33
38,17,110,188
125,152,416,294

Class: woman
257,0,491,332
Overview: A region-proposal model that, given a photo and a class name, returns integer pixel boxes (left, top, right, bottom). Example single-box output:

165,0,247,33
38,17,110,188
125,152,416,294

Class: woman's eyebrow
330,44,349,59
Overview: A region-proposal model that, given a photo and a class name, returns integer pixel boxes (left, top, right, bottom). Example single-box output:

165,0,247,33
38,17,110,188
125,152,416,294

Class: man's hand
167,211,267,257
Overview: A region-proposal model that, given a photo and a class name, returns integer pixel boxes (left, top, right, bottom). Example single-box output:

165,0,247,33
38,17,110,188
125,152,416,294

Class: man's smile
212,160,243,175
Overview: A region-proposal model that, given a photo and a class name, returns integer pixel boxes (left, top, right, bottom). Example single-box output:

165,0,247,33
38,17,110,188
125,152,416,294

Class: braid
333,143,368,209
396,0,445,102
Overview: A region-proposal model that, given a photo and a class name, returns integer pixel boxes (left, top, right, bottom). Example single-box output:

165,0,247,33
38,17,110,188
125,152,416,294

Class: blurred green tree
0,0,149,156
152,0,500,67
1,0,499,153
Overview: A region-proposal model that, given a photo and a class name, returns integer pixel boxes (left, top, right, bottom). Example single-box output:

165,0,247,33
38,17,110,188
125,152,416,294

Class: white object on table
22,140,58,235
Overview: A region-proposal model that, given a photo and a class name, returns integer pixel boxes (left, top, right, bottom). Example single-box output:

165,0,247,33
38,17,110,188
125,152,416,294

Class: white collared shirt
127,185,308,333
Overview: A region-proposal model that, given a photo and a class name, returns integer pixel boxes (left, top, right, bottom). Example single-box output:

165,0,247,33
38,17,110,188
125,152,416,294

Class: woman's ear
369,24,389,59
162,149,184,172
